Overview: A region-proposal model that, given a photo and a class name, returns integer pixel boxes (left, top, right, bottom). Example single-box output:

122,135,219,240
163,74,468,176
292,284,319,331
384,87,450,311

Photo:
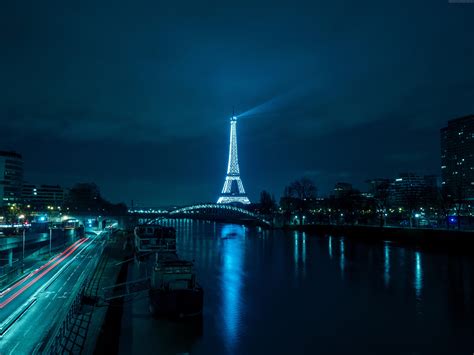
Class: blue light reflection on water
302,232,306,265
328,236,333,259
293,231,299,278
293,231,299,265
142,220,474,355
384,242,390,287
414,251,423,300
339,238,345,277
220,224,245,353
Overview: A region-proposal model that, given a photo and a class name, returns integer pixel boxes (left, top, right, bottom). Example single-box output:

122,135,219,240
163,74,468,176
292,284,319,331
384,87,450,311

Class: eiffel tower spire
217,113,251,205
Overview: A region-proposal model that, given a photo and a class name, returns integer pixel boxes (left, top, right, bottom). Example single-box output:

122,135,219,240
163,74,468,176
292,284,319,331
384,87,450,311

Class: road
0,232,105,353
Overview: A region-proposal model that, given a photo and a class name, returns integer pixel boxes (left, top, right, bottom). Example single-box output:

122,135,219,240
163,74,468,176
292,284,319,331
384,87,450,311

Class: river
119,219,474,355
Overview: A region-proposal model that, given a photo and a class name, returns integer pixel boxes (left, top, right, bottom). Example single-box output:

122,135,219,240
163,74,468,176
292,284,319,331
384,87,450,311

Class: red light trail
0,238,88,309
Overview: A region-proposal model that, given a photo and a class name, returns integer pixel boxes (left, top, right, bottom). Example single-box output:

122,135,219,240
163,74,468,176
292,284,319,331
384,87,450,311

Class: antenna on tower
232,106,235,117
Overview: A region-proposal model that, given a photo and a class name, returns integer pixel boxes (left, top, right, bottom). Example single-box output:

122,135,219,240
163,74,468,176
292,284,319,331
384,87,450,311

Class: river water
119,219,474,355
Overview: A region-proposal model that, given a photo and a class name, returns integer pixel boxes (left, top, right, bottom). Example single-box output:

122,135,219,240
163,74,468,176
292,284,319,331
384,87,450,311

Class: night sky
1,1,474,206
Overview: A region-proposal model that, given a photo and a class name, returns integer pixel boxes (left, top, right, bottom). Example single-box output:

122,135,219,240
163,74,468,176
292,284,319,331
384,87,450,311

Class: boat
134,225,177,254
149,252,204,318
134,224,203,318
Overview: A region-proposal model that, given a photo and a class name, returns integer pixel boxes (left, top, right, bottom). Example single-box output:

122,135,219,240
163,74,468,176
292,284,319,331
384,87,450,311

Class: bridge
128,115,270,228
130,204,271,227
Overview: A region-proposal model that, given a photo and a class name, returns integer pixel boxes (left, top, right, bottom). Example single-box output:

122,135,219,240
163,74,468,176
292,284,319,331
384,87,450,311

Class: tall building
217,115,251,205
441,115,474,200
0,151,24,207
389,173,438,208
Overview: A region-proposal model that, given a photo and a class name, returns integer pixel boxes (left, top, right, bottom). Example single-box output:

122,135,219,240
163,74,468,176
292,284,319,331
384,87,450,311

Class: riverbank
91,230,133,354
288,224,474,253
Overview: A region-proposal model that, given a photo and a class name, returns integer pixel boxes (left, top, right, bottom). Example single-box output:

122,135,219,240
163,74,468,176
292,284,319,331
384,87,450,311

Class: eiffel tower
217,113,251,205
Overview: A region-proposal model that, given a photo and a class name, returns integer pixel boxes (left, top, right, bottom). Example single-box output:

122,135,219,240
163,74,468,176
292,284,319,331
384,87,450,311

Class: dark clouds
1,0,474,205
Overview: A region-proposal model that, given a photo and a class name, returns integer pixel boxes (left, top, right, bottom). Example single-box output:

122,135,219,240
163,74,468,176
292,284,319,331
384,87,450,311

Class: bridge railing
130,204,272,226
169,204,271,225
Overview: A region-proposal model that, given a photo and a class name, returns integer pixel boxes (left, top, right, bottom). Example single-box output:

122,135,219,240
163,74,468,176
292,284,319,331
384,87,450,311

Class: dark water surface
119,220,474,355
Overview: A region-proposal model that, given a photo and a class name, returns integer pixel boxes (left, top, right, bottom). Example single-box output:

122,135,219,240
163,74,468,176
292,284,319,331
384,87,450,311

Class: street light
22,227,26,273
49,223,52,256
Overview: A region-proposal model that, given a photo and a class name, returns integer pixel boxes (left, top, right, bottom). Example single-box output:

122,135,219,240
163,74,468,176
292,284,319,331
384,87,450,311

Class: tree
453,175,467,230
259,190,276,216
436,186,454,229
279,186,296,225
65,182,128,215
281,177,317,225
399,184,424,227
372,181,391,227
288,177,317,200
335,188,363,225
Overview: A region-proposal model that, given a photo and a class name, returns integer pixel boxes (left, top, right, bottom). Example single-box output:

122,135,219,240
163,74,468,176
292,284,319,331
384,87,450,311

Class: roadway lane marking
0,239,85,298
7,341,20,355
0,236,97,337
42,237,96,293
0,238,87,308
57,292,69,299
0,298,37,336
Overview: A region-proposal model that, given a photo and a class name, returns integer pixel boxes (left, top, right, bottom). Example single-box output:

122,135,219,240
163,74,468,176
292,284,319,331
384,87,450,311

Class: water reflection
150,220,474,354
384,242,390,287
339,238,345,277
414,251,423,300
328,236,333,259
302,232,306,266
299,232,306,278
293,231,300,275
220,224,245,353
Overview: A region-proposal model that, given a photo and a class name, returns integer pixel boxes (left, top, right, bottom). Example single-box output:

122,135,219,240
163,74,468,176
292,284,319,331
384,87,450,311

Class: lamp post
49,223,52,256
22,227,26,273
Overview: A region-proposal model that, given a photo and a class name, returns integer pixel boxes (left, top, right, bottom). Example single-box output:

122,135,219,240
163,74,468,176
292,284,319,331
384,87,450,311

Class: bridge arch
159,204,271,227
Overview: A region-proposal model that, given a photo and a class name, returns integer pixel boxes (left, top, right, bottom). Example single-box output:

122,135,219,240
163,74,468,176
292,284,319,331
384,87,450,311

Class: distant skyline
1,1,474,205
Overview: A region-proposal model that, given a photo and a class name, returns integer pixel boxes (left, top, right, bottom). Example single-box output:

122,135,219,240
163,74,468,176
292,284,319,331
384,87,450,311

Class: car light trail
0,238,88,309
0,239,86,298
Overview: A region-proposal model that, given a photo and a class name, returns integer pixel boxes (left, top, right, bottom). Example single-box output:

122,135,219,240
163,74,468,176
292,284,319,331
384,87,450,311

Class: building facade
366,178,391,199
389,173,438,208
0,151,24,207
22,183,65,209
441,115,474,200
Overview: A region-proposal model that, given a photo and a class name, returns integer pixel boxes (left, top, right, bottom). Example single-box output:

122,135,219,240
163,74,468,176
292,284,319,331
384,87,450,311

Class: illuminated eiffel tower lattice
217,114,251,205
